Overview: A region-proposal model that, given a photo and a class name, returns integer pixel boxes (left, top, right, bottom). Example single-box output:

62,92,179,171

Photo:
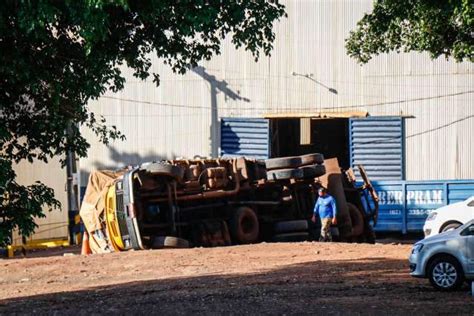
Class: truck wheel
272,232,309,242
300,164,326,178
230,207,259,244
300,153,324,165
347,203,364,237
428,256,464,291
265,156,302,170
144,163,184,181
151,236,190,249
274,220,309,234
267,168,304,180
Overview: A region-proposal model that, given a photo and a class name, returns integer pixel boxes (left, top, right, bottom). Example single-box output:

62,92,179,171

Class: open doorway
270,118,350,169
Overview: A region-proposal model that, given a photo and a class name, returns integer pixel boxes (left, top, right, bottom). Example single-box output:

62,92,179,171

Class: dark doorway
270,118,350,169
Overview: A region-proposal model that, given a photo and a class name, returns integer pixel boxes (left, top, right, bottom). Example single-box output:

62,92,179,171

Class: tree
0,0,286,247
346,0,473,64
0,160,60,247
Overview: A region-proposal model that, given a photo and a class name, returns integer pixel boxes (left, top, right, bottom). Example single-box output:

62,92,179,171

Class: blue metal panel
404,183,444,232
372,182,404,232
349,117,404,180
220,118,270,159
372,180,474,233
447,182,474,204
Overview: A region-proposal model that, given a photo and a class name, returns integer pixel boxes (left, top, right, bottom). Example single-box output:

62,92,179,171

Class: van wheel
428,256,464,291
229,207,259,244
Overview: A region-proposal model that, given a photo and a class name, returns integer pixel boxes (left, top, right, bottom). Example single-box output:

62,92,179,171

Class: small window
467,200,474,207
460,224,474,236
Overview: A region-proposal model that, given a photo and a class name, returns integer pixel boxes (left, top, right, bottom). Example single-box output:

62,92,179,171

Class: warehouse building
81,1,473,182
14,0,474,243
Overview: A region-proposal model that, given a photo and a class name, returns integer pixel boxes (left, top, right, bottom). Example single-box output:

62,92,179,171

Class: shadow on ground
0,257,472,315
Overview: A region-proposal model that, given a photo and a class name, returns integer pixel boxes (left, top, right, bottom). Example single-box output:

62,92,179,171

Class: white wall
80,0,473,181
13,158,68,244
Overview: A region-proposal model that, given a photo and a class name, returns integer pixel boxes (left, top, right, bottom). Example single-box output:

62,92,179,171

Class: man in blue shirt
311,187,337,242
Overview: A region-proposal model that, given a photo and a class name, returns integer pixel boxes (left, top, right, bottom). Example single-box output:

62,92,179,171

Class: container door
220,118,270,159
349,117,405,180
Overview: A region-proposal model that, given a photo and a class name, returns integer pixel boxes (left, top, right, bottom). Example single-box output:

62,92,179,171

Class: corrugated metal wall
350,117,404,180
77,0,473,183
220,118,270,159
12,159,68,244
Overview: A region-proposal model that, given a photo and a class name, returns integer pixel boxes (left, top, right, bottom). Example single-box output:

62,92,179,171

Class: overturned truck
80,153,378,253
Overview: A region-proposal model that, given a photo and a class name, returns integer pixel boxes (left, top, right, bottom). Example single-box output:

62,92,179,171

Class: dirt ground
1,242,473,315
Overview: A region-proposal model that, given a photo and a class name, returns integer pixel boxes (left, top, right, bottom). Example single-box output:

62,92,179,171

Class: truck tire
151,236,190,249
267,168,304,180
347,203,364,237
144,163,184,181
299,164,326,178
265,156,302,170
272,232,309,242
300,153,324,165
274,220,309,234
229,207,259,244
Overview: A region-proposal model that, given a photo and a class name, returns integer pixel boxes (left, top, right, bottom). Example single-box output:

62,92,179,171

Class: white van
423,196,474,237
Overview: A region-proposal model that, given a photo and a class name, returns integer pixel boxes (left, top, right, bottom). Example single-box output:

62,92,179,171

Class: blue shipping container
220,118,270,159
372,180,474,233
349,117,405,181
